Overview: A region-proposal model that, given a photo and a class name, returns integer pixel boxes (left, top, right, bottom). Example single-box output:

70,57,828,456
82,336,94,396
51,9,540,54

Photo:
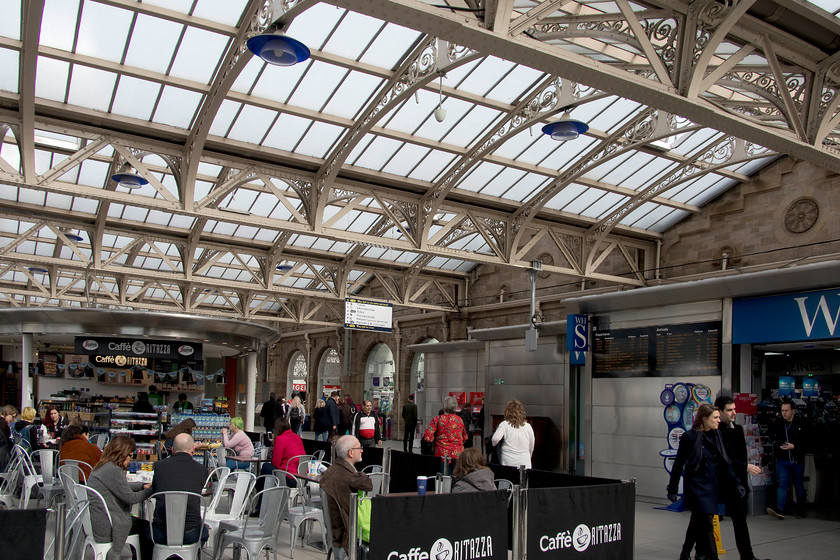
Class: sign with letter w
733,288,840,344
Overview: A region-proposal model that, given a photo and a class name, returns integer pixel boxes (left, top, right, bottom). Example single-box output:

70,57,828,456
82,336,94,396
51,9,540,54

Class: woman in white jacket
491,400,535,469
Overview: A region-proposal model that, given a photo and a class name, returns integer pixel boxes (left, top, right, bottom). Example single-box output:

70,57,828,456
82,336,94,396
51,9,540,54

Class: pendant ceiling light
247,32,310,66
541,111,589,141
433,70,447,122
276,262,294,272
111,164,148,189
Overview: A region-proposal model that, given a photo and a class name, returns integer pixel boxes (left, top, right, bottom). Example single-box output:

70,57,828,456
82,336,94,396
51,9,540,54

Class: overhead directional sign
344,297,393,332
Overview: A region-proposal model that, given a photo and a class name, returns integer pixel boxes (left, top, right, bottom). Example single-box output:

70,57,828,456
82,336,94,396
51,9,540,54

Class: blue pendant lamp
541,111,589,141
247,32,310,66
112,164,148,189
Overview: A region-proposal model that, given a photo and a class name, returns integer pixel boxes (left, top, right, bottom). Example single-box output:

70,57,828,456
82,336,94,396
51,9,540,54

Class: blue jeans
150,522,209,546
776,458,805,512
226,458,251,470
315,430,329,441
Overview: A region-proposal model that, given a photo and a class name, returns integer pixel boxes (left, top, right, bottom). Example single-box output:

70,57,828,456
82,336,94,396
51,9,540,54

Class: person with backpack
288,395,305,435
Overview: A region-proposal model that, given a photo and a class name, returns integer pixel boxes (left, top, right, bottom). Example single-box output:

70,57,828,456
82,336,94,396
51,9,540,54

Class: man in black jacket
150,434,210,546
715,396,767,560
767,399,807,519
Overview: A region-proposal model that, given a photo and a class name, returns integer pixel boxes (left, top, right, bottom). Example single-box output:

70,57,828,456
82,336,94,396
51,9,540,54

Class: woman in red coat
423,396,467,458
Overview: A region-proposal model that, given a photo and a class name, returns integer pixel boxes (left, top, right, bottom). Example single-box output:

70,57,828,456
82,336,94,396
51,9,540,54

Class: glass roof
1,0,838,325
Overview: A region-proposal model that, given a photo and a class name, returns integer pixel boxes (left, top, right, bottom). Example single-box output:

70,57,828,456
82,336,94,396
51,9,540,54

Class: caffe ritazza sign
74,337,202,360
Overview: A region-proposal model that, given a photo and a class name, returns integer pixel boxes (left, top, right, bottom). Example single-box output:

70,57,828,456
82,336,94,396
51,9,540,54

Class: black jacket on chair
151,452,209,534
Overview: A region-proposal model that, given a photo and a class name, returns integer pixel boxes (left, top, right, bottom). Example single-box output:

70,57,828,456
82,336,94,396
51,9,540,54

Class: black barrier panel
525,482,635,560
0,509,47,559
389,450,447,493
527,469,621,489
370,490,509,560
302,438,332,460
487,464,521,485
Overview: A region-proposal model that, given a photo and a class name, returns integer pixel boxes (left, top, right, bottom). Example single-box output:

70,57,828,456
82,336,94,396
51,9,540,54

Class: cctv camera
434,106,447,122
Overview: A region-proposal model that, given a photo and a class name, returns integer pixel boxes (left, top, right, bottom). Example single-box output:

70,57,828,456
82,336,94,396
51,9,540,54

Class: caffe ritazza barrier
369,490,510,560
524,479,635,559
359,458,634,560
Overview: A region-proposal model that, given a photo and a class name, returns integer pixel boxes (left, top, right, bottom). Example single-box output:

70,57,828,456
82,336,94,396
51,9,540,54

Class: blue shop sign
733,288,840,344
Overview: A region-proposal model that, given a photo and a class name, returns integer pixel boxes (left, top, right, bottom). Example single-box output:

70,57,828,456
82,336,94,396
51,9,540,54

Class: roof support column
245,350,258,432
21,333,34,409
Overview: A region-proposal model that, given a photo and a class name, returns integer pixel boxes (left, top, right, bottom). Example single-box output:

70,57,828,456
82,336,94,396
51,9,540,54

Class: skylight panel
34,150,54,176
208,99,241,137
459,161,505,193
75,1,132,63
588,99,643,135
583,192,627,219
683,175,734,206
71,197,98,214
250,58,311,103
233,225,259,240
322,72,383,120
408,150,457,183
346,212,377,234
211,222,237,236
0,49,18,93
168,215,195,229
561,186,608,215
152,86,203,129
539,135,593,170
262,113,312,152
479,167,528,198
382,143,431,177
142,0,193,15
360,23,422,69
146,210,172,226
107,204,125,219
123,14,183,75
227,104,276,144
192,0,248,26
672,128,722,155
457,57,517,97
287,3,347,51
650,208,688,232
170,26,229,84
18,188,46,206
353,136,404,171
254,228,277,242
441,103,503,146
584,149,637,183
111,77,162,121
294,121,344,159
76,159,109,188
383,89,439,134
486,65,544,104
0,0,21,40
67,66,117,111
543,182,588,211
322,10,384,61
45,192,73,210
287,62,350,111
231,57,264,94
121,206,149,222
311,238,335,251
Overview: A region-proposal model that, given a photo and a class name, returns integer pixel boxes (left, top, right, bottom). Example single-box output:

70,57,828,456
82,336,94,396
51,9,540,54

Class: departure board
593,321,721,378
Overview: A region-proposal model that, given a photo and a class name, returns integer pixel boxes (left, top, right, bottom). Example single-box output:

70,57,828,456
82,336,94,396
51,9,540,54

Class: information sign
344,297,393,332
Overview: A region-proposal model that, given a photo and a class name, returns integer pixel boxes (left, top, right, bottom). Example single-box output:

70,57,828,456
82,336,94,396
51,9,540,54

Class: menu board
593,321,721,378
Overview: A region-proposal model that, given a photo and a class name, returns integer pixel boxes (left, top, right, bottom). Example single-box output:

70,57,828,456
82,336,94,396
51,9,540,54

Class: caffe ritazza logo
431,538,452,560
572,525,590,552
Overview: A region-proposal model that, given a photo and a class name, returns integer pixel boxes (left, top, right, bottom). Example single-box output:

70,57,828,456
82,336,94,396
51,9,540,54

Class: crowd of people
14,390,803,560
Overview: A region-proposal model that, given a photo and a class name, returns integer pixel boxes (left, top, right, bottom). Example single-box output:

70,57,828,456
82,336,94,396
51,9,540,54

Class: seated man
319,435,373,559
150,433,210,546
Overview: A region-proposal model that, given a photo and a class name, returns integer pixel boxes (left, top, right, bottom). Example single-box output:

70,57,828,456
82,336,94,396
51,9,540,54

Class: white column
245,351,257,431
21,333,34,409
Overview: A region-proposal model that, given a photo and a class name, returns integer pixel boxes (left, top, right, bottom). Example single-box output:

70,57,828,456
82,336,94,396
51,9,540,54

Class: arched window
286,352,308,402
317,348,341,400
364,343,394,435
411,338,437,434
